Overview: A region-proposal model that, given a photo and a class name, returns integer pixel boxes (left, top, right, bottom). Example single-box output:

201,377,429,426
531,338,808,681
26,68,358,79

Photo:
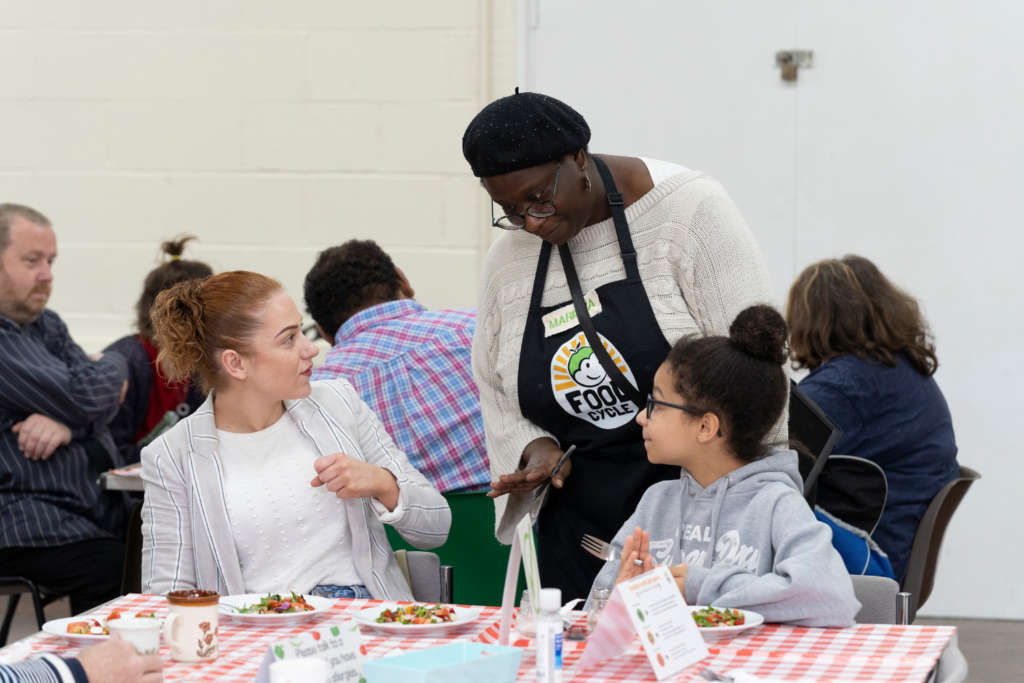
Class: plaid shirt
312,300,489,494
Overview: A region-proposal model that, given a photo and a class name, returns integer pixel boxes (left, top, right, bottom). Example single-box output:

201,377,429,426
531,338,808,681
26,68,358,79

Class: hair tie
171,255,181,261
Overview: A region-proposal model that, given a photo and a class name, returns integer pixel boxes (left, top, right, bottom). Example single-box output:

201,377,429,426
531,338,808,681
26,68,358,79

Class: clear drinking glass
587,587,612,634
516,589,536,637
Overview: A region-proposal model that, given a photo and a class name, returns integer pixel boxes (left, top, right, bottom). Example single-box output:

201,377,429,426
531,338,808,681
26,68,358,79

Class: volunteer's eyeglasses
491,161,561,230
646,394,723,436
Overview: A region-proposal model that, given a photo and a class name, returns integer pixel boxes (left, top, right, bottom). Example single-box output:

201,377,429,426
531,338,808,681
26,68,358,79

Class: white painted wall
1,0,516,352
521,0,1024,618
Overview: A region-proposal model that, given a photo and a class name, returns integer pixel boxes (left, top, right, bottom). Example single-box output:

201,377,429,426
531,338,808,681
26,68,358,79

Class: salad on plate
66,610,157,635
235,592,316,614
691,606,746,628
376,604,456,625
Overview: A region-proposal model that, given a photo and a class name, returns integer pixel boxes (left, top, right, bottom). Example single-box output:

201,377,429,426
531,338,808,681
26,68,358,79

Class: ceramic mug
165,590,219,662
107,617,161,655
269,659,329,683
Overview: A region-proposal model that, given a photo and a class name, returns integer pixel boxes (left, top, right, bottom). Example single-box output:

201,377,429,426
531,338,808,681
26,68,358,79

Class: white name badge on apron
542,289,602,337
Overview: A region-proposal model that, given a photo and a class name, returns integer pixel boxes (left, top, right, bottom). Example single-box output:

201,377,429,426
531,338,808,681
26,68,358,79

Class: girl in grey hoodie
590,306,860,627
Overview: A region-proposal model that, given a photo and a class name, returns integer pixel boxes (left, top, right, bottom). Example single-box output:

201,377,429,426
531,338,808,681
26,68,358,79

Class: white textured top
640,157,690,185
472,163,787,543
218,414,365,592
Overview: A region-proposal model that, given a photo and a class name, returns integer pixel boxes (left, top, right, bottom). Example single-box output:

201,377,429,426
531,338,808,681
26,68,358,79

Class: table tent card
498,514,544,645
254,621,365,683
577,565,709,680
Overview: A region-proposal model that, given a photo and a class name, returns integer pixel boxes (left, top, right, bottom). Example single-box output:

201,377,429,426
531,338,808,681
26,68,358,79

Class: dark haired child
590,305,860,627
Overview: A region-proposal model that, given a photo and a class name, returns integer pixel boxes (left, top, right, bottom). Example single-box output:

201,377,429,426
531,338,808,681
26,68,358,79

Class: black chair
0,577,63,646
121,501,145,595
902,466,980,622
788,380,843,505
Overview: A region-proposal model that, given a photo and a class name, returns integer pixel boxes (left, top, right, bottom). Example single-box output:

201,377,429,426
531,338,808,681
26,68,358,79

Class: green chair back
385,491,525,606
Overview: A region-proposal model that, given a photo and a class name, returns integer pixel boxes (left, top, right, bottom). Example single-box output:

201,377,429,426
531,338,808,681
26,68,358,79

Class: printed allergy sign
550,331,639,429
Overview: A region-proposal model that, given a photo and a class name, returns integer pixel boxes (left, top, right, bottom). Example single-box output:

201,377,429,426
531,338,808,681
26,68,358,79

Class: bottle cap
539,588,562,611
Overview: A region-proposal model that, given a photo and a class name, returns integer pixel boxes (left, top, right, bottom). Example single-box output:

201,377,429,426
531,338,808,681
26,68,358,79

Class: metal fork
698,669,734,682
581,534,616,561
581,534,644,566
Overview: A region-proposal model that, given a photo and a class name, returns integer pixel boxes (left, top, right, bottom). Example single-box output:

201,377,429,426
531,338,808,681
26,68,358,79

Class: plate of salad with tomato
43,610,161,646
218,593,333,626
351,603,482,636
689,606,764,640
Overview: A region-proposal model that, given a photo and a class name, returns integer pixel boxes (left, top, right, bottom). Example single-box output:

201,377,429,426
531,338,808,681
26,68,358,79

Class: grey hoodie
590,450,861,627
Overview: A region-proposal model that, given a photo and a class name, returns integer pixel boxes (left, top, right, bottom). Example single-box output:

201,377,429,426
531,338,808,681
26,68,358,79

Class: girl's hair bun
729,305,789,365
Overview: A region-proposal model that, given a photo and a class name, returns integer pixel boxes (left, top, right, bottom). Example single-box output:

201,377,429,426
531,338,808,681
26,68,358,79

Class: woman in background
786,255,959,583
104,237,212,463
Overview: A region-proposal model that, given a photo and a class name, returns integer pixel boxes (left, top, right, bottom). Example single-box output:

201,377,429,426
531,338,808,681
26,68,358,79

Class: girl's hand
615,527,654,584
669,563,690,601
311,453,400,511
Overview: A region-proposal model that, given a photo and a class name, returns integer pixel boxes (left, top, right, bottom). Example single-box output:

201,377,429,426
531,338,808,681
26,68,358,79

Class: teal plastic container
363,643,522,683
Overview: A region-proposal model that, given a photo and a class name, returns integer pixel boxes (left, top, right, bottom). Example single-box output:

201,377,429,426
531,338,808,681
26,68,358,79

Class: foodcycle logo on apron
550,332,639,429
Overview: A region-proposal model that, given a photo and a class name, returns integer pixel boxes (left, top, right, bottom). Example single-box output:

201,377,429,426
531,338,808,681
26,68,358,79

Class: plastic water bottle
535,588,563,683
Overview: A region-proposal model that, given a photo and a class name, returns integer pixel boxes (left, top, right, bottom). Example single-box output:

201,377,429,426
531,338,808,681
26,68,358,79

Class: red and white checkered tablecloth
0,594,955,683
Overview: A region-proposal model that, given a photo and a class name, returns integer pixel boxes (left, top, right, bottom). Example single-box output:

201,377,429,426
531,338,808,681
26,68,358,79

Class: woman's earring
584,174,592,192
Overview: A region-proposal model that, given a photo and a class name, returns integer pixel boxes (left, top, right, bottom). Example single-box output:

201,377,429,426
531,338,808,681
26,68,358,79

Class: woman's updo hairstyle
150,271,283,394
665,305,789,463
136,236,213,339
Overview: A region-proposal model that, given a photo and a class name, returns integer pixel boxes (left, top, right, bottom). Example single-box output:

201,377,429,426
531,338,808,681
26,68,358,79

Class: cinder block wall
0,0,515,352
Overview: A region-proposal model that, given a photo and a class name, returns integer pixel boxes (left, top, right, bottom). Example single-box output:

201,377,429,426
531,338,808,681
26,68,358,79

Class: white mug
164,590,219,662
107,617,160,655
269,659,329,683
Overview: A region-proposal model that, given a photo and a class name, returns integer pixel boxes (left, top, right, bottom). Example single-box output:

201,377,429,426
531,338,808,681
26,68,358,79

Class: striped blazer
140,379,451,600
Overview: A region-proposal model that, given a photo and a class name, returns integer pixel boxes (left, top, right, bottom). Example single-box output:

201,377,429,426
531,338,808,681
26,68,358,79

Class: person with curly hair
141,270,449,598
786,255,959,583
304,240,488,494
104,236,213,464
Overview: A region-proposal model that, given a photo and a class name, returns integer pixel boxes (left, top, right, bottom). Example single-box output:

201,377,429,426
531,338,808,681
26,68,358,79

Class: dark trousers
0,538,125,615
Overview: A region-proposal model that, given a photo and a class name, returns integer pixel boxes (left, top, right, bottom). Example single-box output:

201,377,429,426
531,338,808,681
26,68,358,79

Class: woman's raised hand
488,437,571,498
311,453,400,511
615,526,654,584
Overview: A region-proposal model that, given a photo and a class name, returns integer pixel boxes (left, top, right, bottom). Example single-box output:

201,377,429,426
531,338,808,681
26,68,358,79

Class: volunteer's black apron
517,159,679,601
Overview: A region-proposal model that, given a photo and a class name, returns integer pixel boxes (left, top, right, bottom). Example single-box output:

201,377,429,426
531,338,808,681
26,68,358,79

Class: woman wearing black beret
465,91,783,601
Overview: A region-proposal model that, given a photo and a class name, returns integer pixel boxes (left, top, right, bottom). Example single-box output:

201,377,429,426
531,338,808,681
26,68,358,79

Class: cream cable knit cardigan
472,169,787,544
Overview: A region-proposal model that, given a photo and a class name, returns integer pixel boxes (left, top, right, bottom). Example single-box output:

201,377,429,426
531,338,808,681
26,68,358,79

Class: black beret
462,90,591,178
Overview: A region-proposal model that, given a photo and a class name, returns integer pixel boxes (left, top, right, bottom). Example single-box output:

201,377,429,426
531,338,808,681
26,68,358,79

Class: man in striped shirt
305,240,489,494
0,638,161,683
0,204,131,615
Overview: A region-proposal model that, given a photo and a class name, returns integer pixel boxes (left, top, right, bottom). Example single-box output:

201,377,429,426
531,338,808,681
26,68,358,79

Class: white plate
218,594,334,626
690,606,764,640
351,603,482,637
42,615,163,646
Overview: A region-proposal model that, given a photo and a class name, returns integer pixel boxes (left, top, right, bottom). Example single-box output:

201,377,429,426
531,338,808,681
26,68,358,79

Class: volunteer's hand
616,527,655,584
488,437,571,498
669,563,690,602
311,453,400,511
77,634,163,683
11,413,72,460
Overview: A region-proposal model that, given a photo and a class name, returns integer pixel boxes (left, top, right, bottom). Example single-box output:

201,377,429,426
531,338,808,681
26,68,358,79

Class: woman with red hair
140,270,450,600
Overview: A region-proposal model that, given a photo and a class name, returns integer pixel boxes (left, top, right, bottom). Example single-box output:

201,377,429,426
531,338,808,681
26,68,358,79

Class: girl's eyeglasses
645,394,723,436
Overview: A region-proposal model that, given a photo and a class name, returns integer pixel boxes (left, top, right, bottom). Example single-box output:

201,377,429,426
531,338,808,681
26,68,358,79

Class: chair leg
30,590,47,630
440,565,454,604
896,591,911,625
1,593,22,647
